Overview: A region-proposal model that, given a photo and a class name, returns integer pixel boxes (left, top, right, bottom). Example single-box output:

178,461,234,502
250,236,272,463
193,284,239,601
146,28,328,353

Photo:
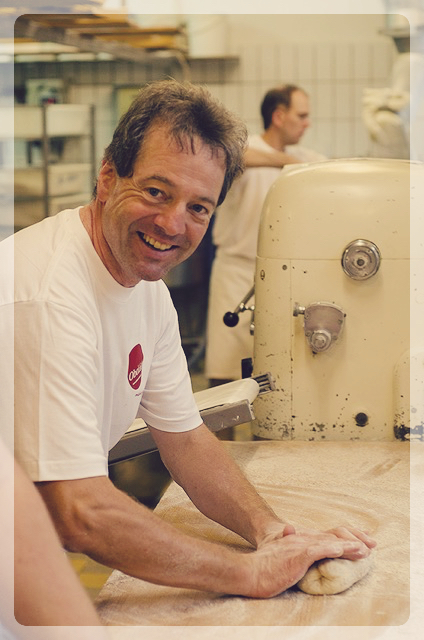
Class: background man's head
261,84,311,146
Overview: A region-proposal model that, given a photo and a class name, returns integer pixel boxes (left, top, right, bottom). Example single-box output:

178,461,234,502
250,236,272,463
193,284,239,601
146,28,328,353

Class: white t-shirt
6,208,201,482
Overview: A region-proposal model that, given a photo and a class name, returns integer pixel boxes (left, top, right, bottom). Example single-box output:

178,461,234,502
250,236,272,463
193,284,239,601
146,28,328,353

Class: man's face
278,90,311,146
94,125,226,286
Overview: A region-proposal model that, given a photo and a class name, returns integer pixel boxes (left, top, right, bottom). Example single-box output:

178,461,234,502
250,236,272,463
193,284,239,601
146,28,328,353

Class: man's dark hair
260,84,304,130
100,79,247,206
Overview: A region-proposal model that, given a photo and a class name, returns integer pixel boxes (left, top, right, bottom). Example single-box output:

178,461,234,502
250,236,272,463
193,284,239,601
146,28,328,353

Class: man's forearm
244,146,301,168
150,424,289,548
37,474,250,595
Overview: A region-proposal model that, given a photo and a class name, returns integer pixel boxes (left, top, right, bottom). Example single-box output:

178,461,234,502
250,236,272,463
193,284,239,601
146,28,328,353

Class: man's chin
136,263,181,283
132,250,193,284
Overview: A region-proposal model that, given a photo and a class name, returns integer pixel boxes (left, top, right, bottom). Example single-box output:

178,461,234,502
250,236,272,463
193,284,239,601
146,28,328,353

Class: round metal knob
309,329,332,352
341,239,381,280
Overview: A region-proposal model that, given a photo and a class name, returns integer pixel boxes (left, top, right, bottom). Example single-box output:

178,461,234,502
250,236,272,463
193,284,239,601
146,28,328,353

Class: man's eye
191,204,210,217
147,187,162,198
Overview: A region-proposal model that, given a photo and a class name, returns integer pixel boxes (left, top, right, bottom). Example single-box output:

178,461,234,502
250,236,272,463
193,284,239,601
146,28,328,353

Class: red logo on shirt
128,344,143,390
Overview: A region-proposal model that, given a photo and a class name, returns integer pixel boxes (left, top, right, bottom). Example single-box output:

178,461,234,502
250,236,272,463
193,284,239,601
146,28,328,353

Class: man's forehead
140,123,223,160
290,90,309,110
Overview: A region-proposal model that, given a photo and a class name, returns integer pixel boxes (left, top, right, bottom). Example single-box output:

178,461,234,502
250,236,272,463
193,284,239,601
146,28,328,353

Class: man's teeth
142,233,172,251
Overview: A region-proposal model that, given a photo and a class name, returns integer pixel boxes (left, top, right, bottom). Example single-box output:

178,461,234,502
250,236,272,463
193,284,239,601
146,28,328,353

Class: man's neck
261,128,286,153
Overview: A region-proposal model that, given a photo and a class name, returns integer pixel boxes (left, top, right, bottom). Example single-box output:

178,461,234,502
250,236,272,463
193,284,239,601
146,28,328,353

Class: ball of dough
297,555,374,595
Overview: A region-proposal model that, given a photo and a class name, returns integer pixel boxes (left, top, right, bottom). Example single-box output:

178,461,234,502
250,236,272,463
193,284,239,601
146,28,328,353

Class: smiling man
4,80,375,601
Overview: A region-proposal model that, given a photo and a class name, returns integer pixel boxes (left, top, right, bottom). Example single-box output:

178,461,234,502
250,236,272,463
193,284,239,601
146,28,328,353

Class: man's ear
273,107,287,128
96,161,117,201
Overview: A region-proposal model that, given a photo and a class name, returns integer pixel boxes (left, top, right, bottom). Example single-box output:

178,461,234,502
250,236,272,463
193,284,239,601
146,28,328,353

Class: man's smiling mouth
138,232,173,252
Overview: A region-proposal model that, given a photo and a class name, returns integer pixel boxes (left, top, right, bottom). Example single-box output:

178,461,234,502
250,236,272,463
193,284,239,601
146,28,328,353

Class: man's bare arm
37,473,252,594
150,423,291,547
244,146,301,168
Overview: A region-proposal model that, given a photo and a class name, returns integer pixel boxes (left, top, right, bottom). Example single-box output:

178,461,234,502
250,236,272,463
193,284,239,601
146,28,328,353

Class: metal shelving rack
14,102,96,229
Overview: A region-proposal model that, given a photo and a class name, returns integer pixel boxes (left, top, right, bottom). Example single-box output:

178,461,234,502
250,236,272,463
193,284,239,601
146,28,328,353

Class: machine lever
223,311,240,327
223,285,255,334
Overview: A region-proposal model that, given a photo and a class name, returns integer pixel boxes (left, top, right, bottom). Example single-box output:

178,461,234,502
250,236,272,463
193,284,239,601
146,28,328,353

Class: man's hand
315,526,377,555
258,522,376,559
245,530,374,599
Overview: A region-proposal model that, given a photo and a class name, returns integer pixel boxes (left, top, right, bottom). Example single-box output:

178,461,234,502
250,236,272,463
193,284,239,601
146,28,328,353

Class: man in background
205,84,326,385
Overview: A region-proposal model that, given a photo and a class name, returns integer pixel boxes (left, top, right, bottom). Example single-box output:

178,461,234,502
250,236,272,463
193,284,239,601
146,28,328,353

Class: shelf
3,12,239,71
14,192,92,229
15,104,93,139
14,103,96,230
15,163,92,198
13,13,189,62
379,27,412,54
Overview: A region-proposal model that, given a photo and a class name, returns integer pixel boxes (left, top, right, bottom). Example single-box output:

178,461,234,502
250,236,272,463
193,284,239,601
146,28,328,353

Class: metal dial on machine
341,239,381,280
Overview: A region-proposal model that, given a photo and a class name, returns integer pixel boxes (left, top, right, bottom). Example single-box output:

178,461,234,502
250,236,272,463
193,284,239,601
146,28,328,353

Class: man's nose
155,203,187,236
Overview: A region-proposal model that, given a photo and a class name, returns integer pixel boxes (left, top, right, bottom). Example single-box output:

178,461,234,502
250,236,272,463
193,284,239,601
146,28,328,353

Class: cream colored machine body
252,158,422,441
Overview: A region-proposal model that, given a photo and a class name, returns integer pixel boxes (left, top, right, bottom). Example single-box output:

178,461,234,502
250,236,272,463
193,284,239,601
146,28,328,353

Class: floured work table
96,440,411,631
